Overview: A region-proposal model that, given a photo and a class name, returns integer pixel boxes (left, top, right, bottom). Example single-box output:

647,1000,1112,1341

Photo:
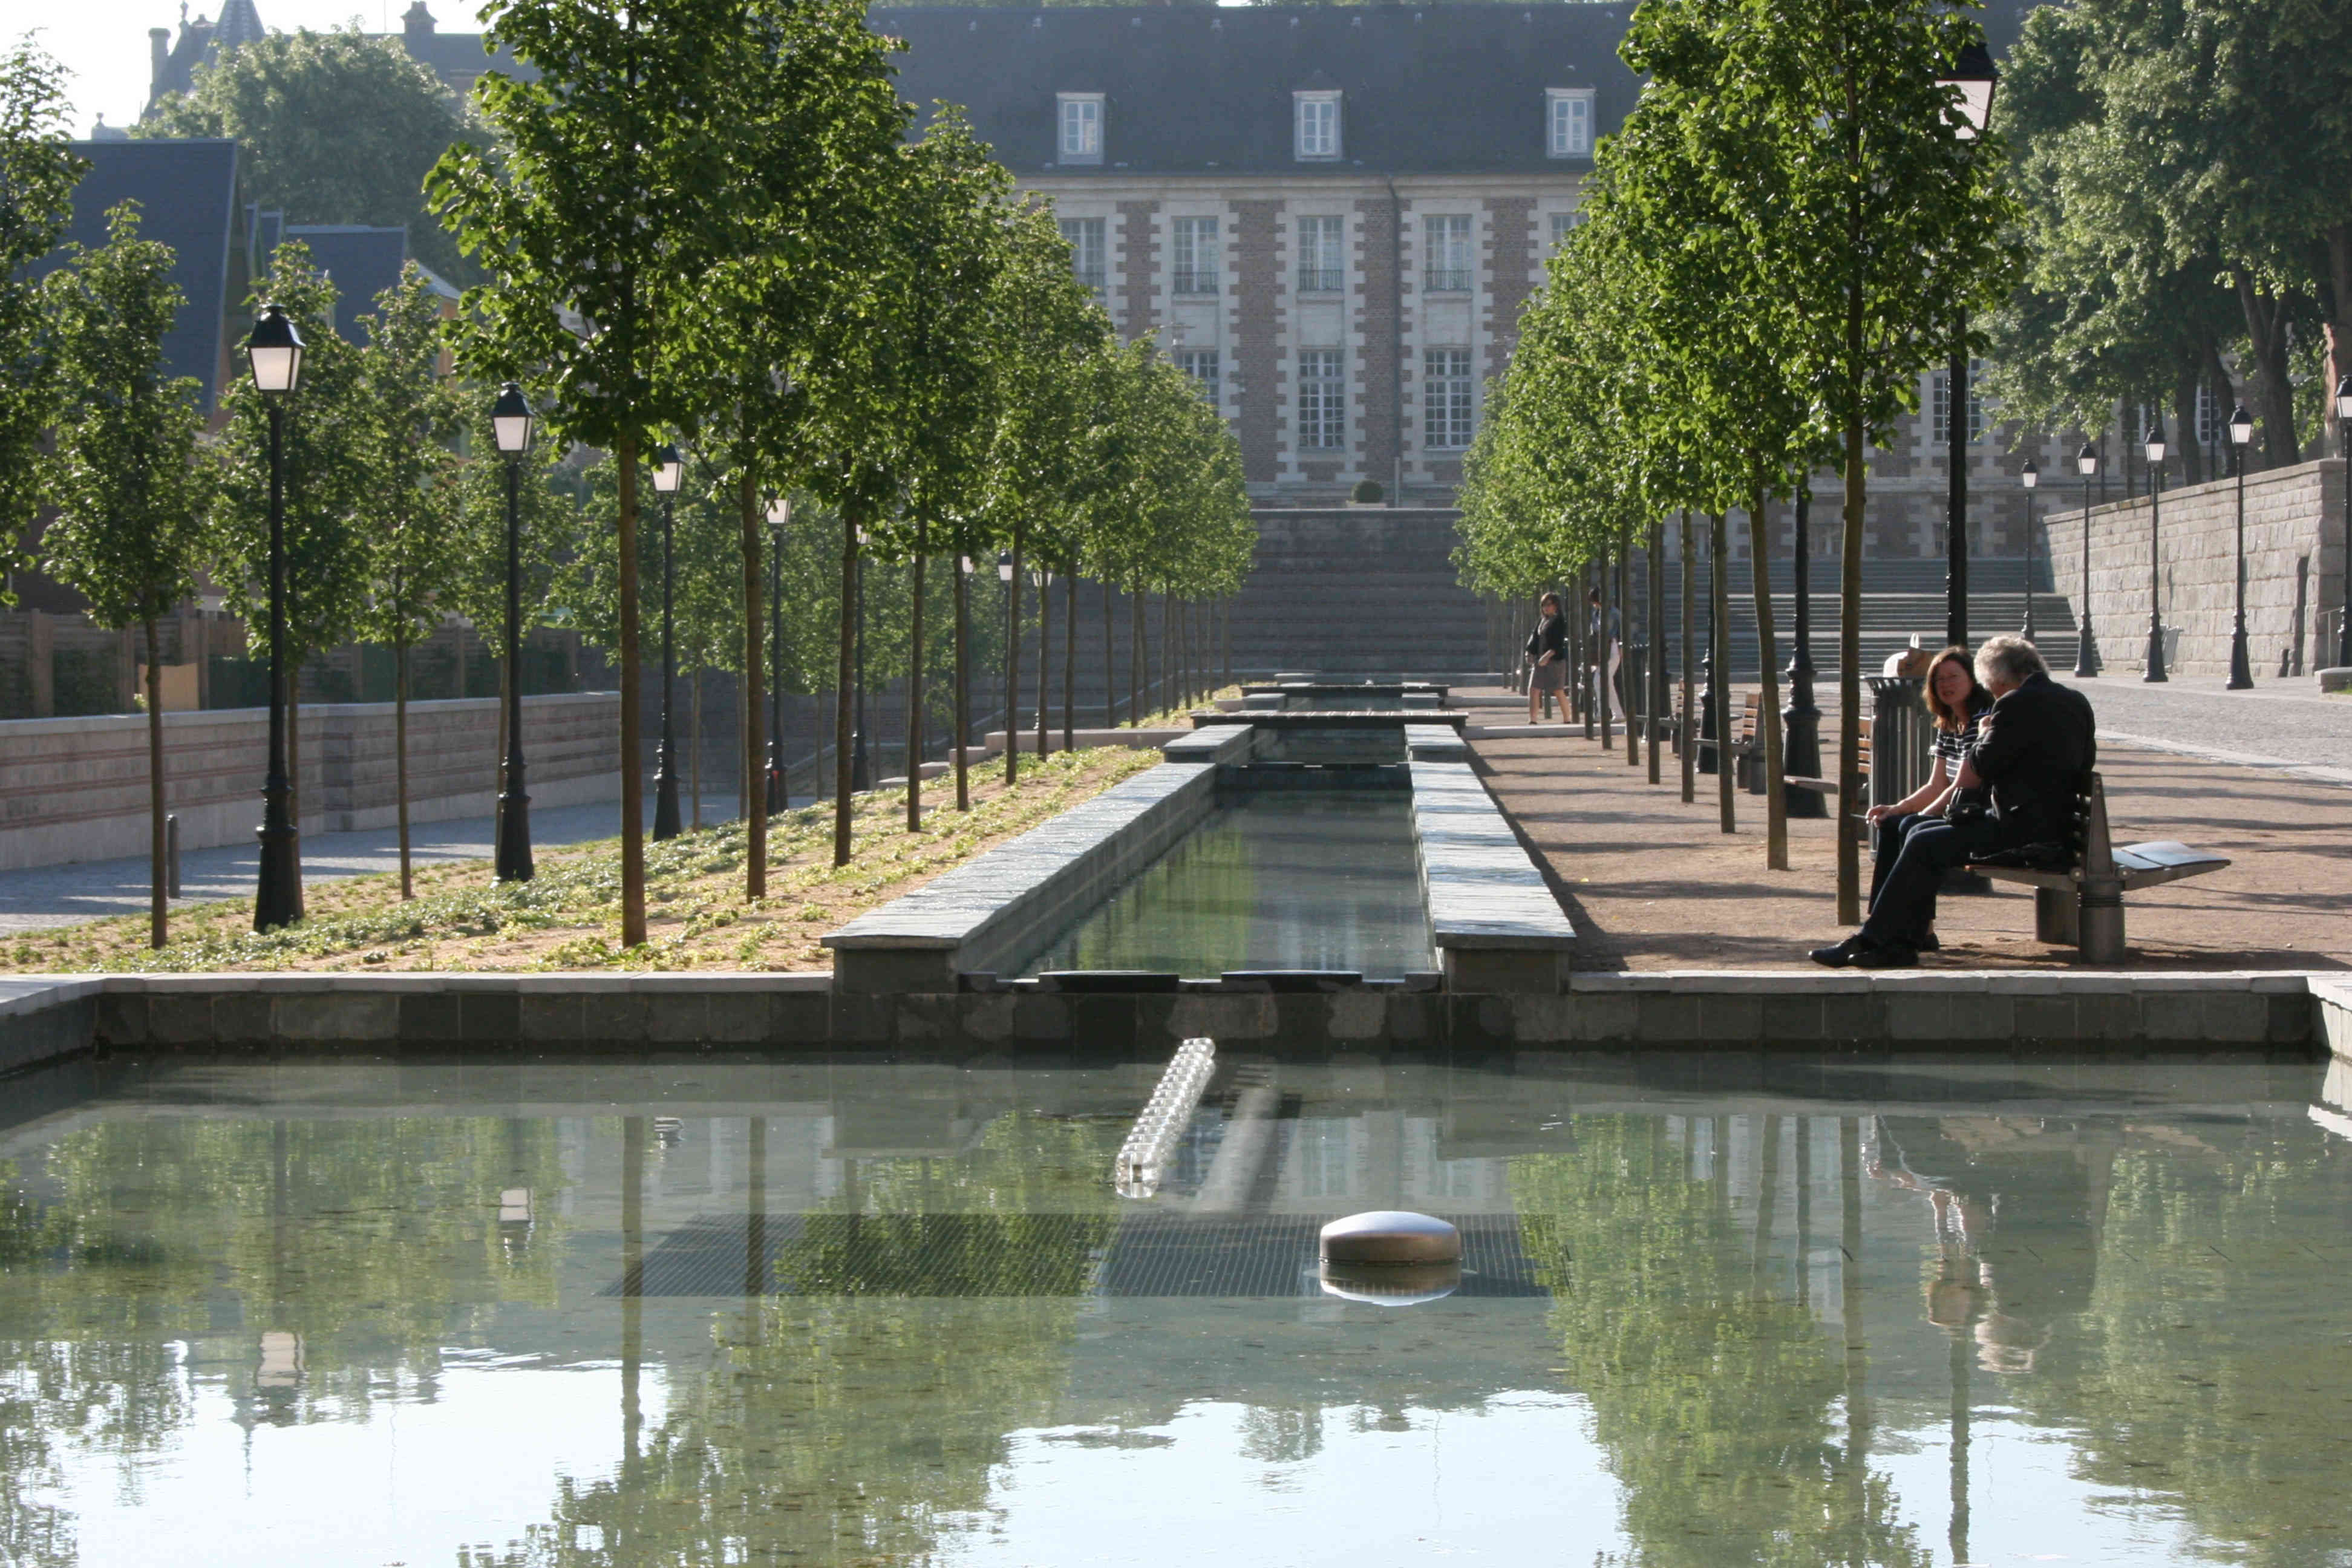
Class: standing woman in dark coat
1526,591,1569,722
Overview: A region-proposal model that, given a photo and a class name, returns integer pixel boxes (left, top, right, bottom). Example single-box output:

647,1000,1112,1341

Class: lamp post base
851,731,872,793
765,739,785,815
1781,661,1824,820
254,807,302,933
495,774,534,882
2143,621,2169,683
652,745,682,841
2074,624,2100,678
2226,620,2254,690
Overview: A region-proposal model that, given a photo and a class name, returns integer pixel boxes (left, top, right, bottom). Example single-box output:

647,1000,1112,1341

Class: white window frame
1057,93,1103,165
1298,348,1345,450
1297,215,1345,293
1547,88,1595,158
1171,215,1221,296
1295,91,1341,162
1929,359,1987,445
1425,348,1474,450
1425,214,1473,294
1058,216,1106,293
1177,349,1221,408
1548,209,1585,256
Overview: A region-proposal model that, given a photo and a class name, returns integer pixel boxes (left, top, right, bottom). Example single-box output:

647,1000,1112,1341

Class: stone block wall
0,691,621,872
2039,458,2344,678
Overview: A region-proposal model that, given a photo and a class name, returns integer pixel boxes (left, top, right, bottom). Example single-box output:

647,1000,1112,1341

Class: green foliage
139,27,477,285
0,38,84,596
353,264,465,657
38,204,211,635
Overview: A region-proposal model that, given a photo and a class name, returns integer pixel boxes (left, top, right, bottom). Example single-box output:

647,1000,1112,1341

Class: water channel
0,1051,2345,1565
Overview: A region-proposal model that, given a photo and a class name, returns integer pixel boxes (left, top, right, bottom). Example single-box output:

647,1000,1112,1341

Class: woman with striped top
1863,646,1991,952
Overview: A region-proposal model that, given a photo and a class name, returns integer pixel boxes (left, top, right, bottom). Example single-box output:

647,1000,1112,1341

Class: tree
353,264,464,900
0,38,83,599
139,27,477,285
433,0,773,944
39,203,211,950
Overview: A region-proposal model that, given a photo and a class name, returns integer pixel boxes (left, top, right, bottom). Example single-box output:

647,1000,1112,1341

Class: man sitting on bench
1811,636,2095,969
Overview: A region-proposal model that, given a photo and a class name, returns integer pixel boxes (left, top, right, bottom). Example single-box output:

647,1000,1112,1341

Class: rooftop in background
144,0,532,119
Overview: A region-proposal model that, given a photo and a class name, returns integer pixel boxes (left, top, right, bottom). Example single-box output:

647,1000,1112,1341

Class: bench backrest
2077,772,2115,877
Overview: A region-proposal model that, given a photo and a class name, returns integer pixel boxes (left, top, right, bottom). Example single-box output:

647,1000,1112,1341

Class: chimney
149,27,170,97
402,1,435,44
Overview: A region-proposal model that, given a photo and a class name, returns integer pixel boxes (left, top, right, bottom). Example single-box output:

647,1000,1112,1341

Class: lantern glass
997,551,1014,583
2229,405,2254,448
2335,376,2352,421
2076,443,2099,479
491,382,533,456
244,304,305,395
766,495,791,527
652,445,684,494
1936,41,1999,139
2144,430,2166,465
2021,462,2037,490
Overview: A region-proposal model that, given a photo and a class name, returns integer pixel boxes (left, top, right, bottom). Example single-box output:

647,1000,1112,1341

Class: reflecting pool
1023,789,1436,978
0,1051,2347,1566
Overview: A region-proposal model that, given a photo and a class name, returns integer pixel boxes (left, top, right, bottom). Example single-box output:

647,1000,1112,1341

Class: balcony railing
1425,267,1472,293
1296,267,1345,293
1172,270,1220,296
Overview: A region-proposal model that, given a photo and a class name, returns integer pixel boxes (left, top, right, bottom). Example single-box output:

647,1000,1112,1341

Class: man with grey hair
1813,635,2096,967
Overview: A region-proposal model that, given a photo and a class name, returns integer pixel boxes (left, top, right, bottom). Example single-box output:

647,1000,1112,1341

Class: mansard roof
871,4,1641,175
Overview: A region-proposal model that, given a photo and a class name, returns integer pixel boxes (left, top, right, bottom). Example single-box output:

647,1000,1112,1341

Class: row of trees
1457,0,2012,920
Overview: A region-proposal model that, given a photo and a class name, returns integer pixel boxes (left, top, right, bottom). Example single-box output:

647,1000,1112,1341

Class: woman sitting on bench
1860,646,1990,953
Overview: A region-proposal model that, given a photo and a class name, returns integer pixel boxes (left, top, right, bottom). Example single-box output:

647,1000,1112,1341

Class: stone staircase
1229,508,1495,678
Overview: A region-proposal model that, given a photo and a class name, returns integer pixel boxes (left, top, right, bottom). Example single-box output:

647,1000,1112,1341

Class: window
1425,348,1474,449
1549,209,1585,255
1057,94,1103,164
2194,381,2224,446
1547,88,1595,158
1425,214,1472,293
1295,91,1341,160
1298,349,1345,449
1177,349,1221,407
1297,215,1345,292
1929,359,1985,444
1058,217,1105,293
1171,217,1220,295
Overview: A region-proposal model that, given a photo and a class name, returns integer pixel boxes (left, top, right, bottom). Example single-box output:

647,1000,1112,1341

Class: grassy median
3,746,1163,975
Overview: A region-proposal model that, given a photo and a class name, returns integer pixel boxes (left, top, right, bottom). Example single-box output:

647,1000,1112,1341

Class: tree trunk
1647,512,1664,786
1129,578,1143,727
1004,526,1023,785
1747,480,1787,872
396,635,411,900
1711,512,1734,835
616,431,647,942
144,618,167,949
1063,573,1076,751
953,546,971,811
1034,563,1050,761
2173,358,2205,486
1619,531,1638,769
690,668,703,831
740,467,765,897
1103,579,1118,728
832,509,857,866
2327,224,2352,460
907,534,926,831
2235,268,2301,469
1679,510,1694,805
1598,540,1615,751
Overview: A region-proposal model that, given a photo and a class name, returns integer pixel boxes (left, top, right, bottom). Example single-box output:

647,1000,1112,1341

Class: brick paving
1466,690,2351,972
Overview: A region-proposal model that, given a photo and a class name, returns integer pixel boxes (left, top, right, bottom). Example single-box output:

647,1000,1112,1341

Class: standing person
1811,636,2094,969
1861,646,1991,952
1588,586,1624,717
1526,591,1568,722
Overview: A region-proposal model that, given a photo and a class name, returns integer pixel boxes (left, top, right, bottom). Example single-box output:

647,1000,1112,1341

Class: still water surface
0,1053,2347,1566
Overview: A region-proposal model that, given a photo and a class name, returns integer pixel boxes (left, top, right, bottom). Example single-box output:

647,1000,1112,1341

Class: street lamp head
651,444,684,494
2021,460,2038,490
2076,443,2099,479
491,382,534,458
2336,374,2352,422
2229,404,2254,448
765,494,791,528
2143,423,2166,465
959,555,975,575
244,303,304,396
997,550,1014,583
1936,39,1999,140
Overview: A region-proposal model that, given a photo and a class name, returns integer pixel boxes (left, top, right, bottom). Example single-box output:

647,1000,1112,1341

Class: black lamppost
650,443,684,839
2019,460,2038,641
243,304,305,932
2142,420,2169,682
2336,376,2352,669
1782,483,1824,817
2074,443,2101,676
1935,40,1999,651
765,494,789,813
850,524,871,792
2227,403,2256,690
997,549,1015,734
492,382,535,881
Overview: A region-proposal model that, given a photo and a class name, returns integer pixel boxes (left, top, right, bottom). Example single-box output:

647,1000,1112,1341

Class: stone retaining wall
0,692,621,871
2038,457,2344,679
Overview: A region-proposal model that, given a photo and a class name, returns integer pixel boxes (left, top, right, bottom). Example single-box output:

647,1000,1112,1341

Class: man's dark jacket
1966,671,2097,845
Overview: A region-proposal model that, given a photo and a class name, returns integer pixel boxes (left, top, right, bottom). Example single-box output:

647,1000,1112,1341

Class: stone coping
0,690,618,739
1191,709,1469,730
1405,725,1470,762
1408,759,1576,952
1161,726,1254,764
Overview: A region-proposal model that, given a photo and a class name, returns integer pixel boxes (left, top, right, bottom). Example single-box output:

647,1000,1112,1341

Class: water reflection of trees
510,1110,1122,1568
1511,1115,1928,1568
0,1116,575,1564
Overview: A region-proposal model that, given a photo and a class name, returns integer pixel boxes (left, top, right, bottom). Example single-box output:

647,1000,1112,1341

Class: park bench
1963,771,2230,964
1693,692,1763,784
1785,728,1869,799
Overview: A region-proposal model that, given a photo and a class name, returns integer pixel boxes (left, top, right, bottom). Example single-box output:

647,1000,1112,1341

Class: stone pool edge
0,969,2337,1076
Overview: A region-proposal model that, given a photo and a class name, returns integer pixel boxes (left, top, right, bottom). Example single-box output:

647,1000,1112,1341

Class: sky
24,0,494,138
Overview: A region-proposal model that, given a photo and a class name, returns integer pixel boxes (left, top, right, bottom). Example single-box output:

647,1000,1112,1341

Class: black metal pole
1783,480,1823,817
2143,459,2168,682
850,542,871,792
2338,406,2351,668
1946,332,1969,650
494,457,533,880
766,529,785,812
2075,460,2100,677
254,398,302,932
653,494,682,838
2227,448,2253,689
2020,482,2037,642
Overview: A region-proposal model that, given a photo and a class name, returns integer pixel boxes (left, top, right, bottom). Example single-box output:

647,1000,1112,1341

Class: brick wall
1116,200,1161,340
1232,199,1285,486
2039,457,2344,678
1480,195,1535,382
1353,193,1402,493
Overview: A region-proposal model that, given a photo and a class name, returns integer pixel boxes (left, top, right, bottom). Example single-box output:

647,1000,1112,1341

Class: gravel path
0,792,766,937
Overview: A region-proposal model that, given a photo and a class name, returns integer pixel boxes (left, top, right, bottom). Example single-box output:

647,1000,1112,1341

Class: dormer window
1295,91,1341,161
1547,88,1595,158
1058,93,1104,165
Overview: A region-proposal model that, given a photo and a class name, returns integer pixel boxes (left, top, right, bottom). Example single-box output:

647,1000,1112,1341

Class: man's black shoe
1852,942,1919,969
1809,935,1872,968
1916,932,1941,952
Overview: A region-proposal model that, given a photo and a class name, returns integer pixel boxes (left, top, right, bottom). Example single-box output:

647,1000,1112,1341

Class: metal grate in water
607,1210,1550,1299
